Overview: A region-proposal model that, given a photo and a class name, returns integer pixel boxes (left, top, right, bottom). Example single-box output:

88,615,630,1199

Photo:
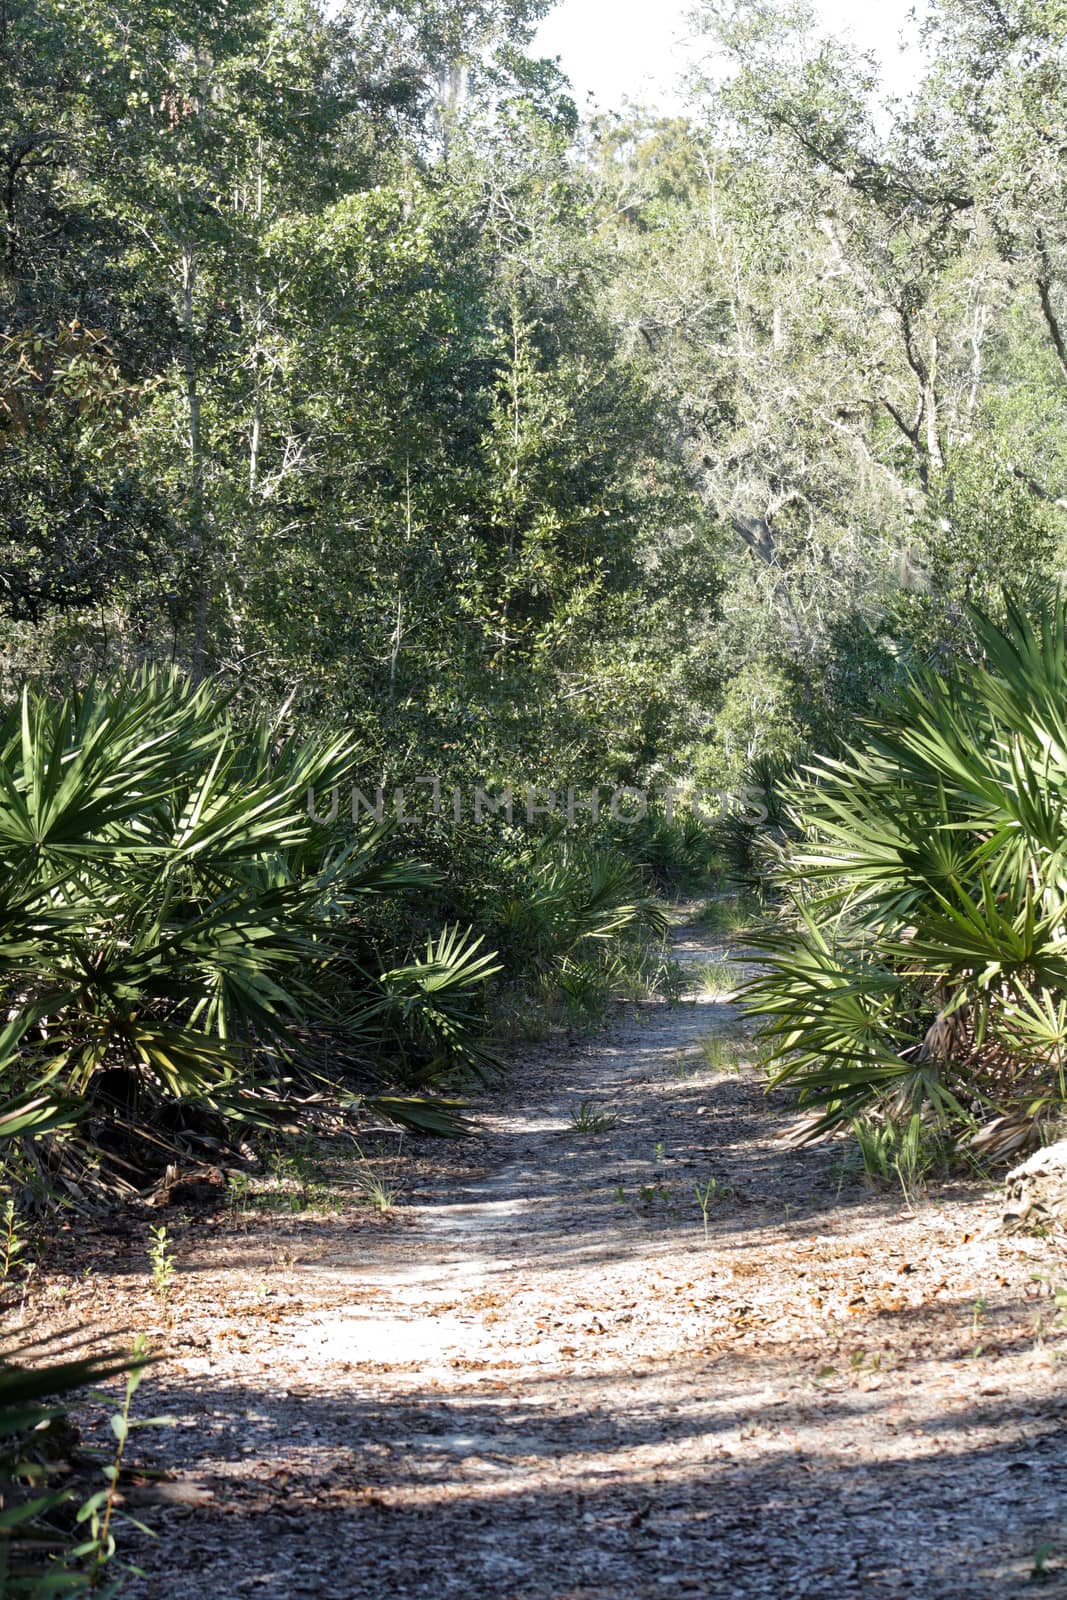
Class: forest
2,0,1067,1594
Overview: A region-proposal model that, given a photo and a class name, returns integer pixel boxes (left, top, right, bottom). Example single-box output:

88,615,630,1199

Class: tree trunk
180,247,209,675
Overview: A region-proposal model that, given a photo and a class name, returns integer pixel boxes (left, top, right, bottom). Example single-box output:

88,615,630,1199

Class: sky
532,0,929,113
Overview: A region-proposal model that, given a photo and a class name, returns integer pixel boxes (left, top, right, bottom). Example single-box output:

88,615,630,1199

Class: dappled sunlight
117,1337,1067,1598
8,0,1067,1591
27,918,1067,1599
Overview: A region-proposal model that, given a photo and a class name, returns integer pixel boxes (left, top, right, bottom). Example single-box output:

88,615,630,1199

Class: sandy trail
41,924,1067,1598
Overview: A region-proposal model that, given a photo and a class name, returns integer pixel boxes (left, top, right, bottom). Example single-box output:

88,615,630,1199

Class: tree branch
1036,274,1067,387
1008,462,1067,511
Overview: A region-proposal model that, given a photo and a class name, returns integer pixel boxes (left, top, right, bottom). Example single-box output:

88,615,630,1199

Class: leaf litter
20,923,1067,1599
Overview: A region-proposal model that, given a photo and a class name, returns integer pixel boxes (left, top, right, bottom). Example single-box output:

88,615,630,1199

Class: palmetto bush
365,811,673,1029
743,596,1067,1151
0,671,499,1188
487,838,669,1014
716,752,798,895
602,809,716,891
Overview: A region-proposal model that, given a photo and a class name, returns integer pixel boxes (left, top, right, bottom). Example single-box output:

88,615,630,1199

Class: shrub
715,752,797,894
743,594,1067,1151
484,838,669,1014
0,671,499,1188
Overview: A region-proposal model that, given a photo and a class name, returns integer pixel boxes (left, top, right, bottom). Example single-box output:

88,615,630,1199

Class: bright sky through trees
533,0,928,111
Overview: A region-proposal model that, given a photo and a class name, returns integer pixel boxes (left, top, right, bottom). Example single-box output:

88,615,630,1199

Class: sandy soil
22,924,1067,1598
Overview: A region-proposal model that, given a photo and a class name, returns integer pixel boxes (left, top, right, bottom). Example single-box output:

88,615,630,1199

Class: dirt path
35,922,1067,1598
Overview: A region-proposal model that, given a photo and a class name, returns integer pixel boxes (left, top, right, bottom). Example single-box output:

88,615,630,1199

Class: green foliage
844,1113,946,1200
482,840,670,1021
0,0,707,786
744,593,1067,1146
351,1145,405,1213
0,670,500,1185
693,659,805,791
700,1036,746,1074
0,1343,140,1596
698,894,761,938
147,1226,175,1310
600,7,1067,771
568,1100,617,1133
694,958,738,998
369,926,502,1086
7,0,1067,837
608,810,717,892
694,1170,729,1239
716,753,798,894
75,1338,160,1591
491,844,667,964
0,1201,26,1290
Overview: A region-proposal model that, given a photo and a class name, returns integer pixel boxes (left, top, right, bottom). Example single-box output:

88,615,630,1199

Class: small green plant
227,1169,252,1217
967,1295,988,1356
556,957,613,1019
1046,1281,1067,1328
79,1334,165,1584
1029,1276,1067,1344
1031,1542,1056,1584
226,1163,344,1216
653,1141,665,1163
353,1156,403,1213
846,1112,943,1203
148,1225,175,1309
694,957,737,998
850,1117,896,1183
233,1135,349,1213
699,894,762,938
0,1342,141,1591
267,1135,321,1194
846,1349,886,1375
569,1101,617,1134
0,1197,26,1287
894,1114,935,1206
649,956,688,1003
695,1172,728,1240
612,1184,626,1204
700,1035,745,1074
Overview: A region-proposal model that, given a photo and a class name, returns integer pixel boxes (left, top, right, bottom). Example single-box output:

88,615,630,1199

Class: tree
591,4,1067,766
